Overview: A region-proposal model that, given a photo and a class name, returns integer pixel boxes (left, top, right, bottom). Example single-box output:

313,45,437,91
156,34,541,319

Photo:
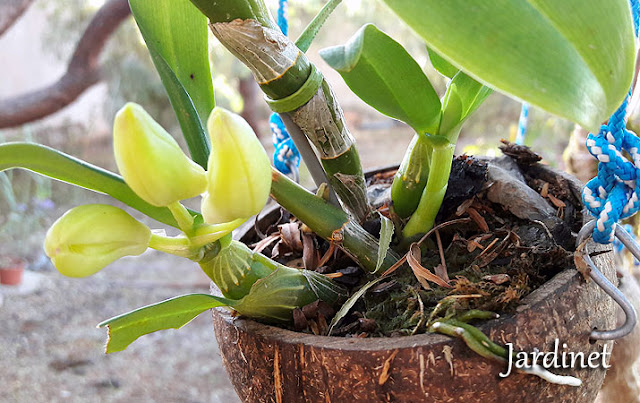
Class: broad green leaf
320,24,441,134
382,0,636,130
130,0,214,125
130,0,215,167
427,47,458,79
98,294,233,353
375,213,394,272
0,143,192,228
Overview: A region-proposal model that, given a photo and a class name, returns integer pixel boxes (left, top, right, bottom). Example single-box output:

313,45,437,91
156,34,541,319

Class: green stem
302,80,369,222
190,219,244,248
201,0,370,222
149,233,202,260
271,168,399,272
402,141,455,238
280,113,340,206
167,202,195,233
271,169,348,239
202,1,310,100
190,0,276,28
295,0,343,53
390,134,432,218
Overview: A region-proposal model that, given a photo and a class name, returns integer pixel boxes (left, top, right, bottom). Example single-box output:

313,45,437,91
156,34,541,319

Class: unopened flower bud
113,102,207,207
202,107,271,224
44,204,151,278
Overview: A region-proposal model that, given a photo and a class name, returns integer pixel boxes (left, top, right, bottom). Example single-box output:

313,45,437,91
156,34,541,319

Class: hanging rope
277,0,289,36
583,0,640,243
515,102,529,145
271,114,300,176
270,0,301,178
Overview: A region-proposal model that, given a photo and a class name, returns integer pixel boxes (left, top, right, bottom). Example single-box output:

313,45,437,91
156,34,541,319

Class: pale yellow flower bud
113,102,207,207
44,204,151,278
202,107,271,224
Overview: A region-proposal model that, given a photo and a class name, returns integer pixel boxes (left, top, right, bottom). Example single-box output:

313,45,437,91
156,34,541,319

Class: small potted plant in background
0,0,637,401
0,171,53,286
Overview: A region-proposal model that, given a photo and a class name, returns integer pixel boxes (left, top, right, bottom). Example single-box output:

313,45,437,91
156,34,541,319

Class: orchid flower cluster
45,104,270,278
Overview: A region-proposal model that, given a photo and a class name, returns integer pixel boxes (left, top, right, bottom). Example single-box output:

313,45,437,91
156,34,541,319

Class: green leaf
320,24,441,134
98,266,344,352
427,47,458,79
328,276,384,335
146,49,210,169
98,294,233,353
450,73,493,118
234,266,346,322
0,142,196,228
296,0,343,53
439,84,463,137
375,213,394,273
130,0,215,167
382,0,636,130
459,81,493,120
439,72,493,138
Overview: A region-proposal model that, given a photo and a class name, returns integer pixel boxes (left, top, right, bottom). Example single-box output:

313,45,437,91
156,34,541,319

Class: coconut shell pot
212,160,616,403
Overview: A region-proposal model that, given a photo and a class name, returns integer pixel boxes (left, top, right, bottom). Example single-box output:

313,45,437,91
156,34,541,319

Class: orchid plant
0,0,636,360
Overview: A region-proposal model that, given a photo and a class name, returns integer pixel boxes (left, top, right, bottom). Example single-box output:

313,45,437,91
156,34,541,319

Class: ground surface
0,251,240,403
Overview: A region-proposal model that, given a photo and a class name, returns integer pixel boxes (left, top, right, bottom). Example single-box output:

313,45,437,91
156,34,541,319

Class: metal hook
576,220,637,340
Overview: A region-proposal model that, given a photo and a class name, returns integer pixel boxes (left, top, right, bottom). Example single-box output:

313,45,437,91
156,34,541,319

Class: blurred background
0,0,578,401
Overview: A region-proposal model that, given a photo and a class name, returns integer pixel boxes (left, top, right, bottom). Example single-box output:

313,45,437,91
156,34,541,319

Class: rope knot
583,95,640,243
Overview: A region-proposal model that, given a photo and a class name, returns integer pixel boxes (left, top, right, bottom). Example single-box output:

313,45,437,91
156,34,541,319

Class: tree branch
0,0,131,129
0,0,35,36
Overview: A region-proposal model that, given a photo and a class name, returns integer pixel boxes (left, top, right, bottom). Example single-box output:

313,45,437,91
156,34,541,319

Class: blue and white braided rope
270,0,301,177
583,97,640,243
270,114,300,174
515,102,529,146
277,0,289,36
582,0,640,243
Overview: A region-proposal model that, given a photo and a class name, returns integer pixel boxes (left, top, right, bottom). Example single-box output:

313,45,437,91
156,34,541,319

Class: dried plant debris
499,139,543,165
244,151,581,338
293,300,335,334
